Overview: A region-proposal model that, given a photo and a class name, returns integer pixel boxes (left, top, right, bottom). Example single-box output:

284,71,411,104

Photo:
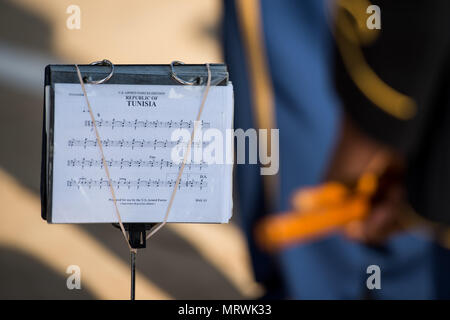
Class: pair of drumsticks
255,171,377,251
254,152,415,251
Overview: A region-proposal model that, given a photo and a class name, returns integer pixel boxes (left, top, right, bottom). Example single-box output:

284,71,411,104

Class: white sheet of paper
51,83,233,223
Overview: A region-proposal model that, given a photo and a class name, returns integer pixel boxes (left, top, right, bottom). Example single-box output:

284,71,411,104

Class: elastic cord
146,63,212,239
75,64,136,253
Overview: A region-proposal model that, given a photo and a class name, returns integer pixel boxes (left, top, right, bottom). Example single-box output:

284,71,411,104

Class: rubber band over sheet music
75,63,213,251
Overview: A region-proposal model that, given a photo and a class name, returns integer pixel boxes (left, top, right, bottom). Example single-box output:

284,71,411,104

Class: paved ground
0,0,261,300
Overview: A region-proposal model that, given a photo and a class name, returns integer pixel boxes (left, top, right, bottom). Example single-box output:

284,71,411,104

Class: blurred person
223,0,450,299
333,0,450,235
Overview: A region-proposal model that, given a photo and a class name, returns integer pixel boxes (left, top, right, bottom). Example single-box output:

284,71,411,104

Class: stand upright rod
115,223,153,300
130,250,136,300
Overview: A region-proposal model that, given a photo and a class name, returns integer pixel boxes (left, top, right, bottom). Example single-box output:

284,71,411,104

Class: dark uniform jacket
335,0,450,224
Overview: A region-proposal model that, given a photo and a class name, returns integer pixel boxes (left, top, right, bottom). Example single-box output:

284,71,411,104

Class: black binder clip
122,223,156,249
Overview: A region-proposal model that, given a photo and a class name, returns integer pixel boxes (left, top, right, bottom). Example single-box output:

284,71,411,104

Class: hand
327,116,407,245
344,171,407,244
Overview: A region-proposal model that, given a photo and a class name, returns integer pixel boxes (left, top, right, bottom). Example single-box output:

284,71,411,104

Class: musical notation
67,138,210,149
52,82,233,223
66,177,208,190
66,157,207,170
84,119,211,130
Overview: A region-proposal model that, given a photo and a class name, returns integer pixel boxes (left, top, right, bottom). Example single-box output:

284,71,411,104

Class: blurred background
2,0,450,300
0,0,261,299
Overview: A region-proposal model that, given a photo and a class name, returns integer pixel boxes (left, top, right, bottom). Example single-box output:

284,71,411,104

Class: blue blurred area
223,0,450,299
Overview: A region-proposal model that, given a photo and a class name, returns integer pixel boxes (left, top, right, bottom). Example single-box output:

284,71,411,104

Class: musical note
51,82,233,223
66,157,207,170
84,119,211,130
66,177,208,190
67,138,211,149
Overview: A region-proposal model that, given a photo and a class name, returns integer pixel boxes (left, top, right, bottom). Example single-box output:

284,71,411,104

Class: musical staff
51,82,233,223
67,138,210,149
66,157,207,170
66,177,208,190
84,119,211,130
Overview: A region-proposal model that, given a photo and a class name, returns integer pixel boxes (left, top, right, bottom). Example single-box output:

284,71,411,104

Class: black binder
41,63,229,222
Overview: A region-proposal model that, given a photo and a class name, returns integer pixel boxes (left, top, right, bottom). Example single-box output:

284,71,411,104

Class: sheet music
52,83,233,223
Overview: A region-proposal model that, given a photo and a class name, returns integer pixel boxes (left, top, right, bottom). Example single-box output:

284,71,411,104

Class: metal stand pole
131,250,136,300
112,223,154,300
